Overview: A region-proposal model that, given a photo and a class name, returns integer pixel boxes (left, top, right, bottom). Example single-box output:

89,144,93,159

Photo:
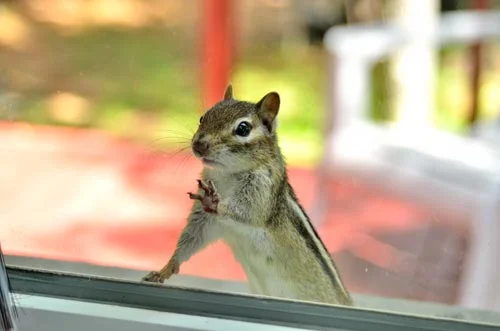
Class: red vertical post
202,0,233,110
468,0,489,127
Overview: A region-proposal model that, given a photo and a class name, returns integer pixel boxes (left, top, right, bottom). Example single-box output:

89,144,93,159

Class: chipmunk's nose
192,140,209,157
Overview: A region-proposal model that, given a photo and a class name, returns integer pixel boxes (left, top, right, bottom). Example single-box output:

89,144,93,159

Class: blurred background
1,0,500,312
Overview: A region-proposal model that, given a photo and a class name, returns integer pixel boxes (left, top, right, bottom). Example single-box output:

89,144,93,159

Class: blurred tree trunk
384,0,440,132
344,0,383,24
468,0,489,129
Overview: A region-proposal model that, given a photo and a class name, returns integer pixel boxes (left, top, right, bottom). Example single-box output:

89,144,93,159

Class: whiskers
145,126,198,188
142,111,205,189
149,128,192,148
147,129,192,164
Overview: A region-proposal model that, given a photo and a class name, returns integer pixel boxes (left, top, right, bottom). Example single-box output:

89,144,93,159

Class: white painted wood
6,257,500,325
388,0,440,130
14,295,317,331
321,10,500,310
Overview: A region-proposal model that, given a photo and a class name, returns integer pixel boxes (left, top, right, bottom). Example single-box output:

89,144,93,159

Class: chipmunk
142,85,353,306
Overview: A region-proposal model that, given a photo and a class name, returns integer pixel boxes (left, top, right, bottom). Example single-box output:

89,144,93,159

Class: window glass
1,0,500,326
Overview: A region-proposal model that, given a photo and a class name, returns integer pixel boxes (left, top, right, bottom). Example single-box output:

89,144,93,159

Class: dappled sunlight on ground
46,92,93,124
21,0,186,30
0,8,32,50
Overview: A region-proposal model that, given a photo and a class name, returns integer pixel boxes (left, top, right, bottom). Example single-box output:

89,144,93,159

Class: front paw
142,271,166,283
142,259,180,283
188,179,219,214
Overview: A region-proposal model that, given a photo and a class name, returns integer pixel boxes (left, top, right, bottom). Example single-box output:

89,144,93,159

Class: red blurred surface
1,121,431,283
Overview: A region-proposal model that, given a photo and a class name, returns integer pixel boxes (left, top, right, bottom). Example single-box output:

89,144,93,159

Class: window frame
7,263,500,331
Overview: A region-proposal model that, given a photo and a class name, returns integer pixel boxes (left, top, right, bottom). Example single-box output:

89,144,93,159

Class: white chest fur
205,168,295,298
219,221,294,297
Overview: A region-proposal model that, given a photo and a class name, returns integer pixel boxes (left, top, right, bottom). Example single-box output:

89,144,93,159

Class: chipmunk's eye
199,115,204,123
234,121,252,137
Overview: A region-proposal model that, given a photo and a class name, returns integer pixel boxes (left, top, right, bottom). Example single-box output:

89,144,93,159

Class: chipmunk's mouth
201,157,222,167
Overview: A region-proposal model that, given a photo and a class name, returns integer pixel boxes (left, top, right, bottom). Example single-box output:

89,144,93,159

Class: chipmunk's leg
142,209,218,283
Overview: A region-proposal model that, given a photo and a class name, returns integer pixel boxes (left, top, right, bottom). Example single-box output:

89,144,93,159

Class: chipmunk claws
189,179,219,213
142,271,165,283
142,259,180,283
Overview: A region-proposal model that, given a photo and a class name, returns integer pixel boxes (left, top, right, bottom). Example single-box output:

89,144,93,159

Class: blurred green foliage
18,27,200,140
370,44,500,133
13,25,326,166
8,23,500,167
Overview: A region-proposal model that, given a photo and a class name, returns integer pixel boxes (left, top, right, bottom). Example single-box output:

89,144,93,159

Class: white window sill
16,295,317,331
6,255,500,330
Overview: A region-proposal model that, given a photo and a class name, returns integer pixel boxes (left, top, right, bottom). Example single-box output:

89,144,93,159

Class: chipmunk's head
192,85,281,172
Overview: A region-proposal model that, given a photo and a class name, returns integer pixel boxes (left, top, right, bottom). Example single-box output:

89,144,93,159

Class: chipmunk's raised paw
188,179,219,213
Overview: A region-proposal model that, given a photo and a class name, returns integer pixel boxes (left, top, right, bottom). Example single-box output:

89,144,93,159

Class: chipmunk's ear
256,92,280,132
223,84,233,100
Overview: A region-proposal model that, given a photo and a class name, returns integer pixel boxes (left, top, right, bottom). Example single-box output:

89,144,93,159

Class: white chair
317,11,500,310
